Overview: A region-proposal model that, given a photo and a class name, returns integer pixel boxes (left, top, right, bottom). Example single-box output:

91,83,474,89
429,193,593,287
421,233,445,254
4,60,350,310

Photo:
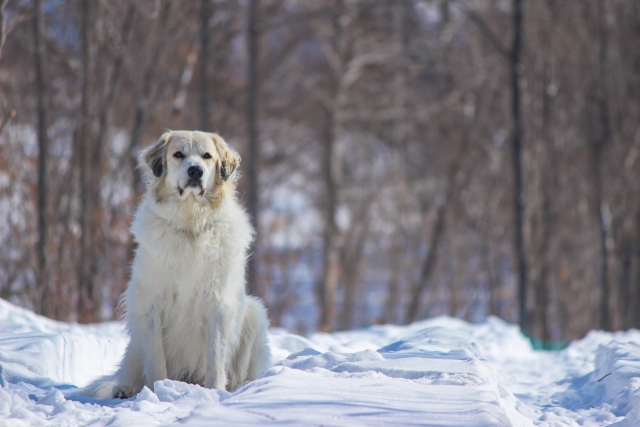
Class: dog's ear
219,150,240,182
142,133,171,178
212,134,240,182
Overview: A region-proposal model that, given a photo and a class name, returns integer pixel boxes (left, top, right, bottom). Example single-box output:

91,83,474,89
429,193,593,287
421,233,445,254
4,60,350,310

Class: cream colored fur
82,131,270,399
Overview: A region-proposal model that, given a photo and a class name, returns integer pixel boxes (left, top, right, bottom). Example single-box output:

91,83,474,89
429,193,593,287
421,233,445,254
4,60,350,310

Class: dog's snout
187,165,204,180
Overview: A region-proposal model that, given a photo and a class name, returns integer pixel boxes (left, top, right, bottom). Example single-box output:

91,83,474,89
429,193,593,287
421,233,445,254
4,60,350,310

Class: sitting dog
83,130,270,399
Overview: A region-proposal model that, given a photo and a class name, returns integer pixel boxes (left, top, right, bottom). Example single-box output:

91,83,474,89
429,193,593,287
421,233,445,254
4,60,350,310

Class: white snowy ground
1,300,640,426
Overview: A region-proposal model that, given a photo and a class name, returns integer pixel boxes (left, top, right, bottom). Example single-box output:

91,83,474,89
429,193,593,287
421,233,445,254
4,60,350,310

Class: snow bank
1,298,640,426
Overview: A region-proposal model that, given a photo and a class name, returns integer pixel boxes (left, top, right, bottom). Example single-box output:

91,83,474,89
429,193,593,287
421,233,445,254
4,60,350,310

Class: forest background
1,0,639,345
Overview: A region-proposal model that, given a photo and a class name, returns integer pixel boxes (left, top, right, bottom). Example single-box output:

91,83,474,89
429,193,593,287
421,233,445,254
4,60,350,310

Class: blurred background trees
1,0,639,343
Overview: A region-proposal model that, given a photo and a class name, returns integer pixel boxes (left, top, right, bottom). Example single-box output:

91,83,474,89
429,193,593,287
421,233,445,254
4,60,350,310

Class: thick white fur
82,131,270,399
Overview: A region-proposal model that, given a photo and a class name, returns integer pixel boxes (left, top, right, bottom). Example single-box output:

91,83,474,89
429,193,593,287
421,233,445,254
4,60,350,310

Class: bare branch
311,20,344,79
0,108,15,137
0,0,9,59
466,9,510,58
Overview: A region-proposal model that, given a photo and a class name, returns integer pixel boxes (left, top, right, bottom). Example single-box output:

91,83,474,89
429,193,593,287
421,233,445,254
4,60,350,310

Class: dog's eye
173,152,184,159
202,153,212,160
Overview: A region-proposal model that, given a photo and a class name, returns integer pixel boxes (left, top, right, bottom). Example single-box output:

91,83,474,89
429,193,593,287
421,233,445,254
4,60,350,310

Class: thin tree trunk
319,108,341,332
172,45,198,126
246,0,260,296
0,109,15,137
532,10,554,343
77,0,95,322
0,0,8,59
533,199,551,342
339,200,371,330
339,233,365,331
98,5,135,149
33,0,48,316
200,0,212,131
511,0,528,334
618,240,632,329
384,220,403,324
595,0,611,331
634,211,640,329
383,0,407,325
404,192,449,324
405,157,461,324
129,0,172,195
94,6,135,319
316,0,347,332
483,239,501,317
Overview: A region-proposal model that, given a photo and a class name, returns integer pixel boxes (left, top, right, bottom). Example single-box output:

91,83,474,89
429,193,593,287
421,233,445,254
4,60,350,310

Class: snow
2,299,640,426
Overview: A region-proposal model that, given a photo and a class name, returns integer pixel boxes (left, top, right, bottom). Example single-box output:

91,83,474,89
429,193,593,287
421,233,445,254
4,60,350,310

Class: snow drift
1,299,640,426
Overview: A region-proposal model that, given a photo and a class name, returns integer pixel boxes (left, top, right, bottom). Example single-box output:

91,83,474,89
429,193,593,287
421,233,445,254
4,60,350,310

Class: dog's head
141,130,240,206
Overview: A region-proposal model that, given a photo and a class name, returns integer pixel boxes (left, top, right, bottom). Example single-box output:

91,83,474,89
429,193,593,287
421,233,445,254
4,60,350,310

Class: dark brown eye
203,152,212,159
173,151,184,159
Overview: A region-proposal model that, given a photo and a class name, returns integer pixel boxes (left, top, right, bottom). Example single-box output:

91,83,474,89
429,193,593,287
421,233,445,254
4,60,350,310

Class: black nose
187,165,204,180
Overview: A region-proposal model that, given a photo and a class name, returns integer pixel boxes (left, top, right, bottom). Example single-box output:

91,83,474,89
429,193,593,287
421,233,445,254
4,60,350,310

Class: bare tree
246,0,261,296
77,0,95,322
32,0,48,315
465,0,528,333
510,0,528,334
405,141,467,324
339,195,373,330
129,0,173,195
383,0,408,325
172,44,199,126
199,0,212,131
314,1,347,332
2,0,640,340
593,0,612,331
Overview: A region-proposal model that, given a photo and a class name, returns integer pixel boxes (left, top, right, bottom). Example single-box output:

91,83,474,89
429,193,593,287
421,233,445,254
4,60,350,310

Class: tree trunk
339,201,370,330
404,192,449,324
634,211,640,329
97,5,135,149
199,0,212,131
246,0,260,296
618,239,632,330
384,220,403,324
33,0,49,316
405,157,461,324
483,239,502,317
532,9,555,343
172,44,198,126
77,0,96,322
595,0,611,331
97,3,134,158
129,0,172,195
0,0,8,59
511,0,528,334
319,109,341,332
383,0,407,325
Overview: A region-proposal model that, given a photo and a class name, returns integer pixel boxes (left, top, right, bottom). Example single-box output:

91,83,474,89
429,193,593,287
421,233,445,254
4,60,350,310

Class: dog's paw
113,385,136,399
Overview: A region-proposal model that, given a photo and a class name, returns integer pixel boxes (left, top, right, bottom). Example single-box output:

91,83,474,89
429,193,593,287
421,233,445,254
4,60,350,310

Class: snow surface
2,300,640,426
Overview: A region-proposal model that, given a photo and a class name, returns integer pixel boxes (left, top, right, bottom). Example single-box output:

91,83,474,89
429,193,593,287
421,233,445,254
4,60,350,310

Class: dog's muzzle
179,165,206,196
187,166,203,185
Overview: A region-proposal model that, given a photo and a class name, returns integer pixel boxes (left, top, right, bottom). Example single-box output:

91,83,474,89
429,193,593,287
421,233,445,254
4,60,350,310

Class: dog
82,130,270,399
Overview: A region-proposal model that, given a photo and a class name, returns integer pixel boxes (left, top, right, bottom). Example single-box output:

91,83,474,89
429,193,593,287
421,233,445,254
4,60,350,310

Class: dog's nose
187,165,204,180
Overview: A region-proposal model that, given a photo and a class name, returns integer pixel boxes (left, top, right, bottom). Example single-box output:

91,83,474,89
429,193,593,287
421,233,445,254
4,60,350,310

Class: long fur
81,131,270,399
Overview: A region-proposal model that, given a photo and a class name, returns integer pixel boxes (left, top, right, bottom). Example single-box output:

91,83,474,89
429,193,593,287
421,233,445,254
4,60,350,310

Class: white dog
83,130,270,399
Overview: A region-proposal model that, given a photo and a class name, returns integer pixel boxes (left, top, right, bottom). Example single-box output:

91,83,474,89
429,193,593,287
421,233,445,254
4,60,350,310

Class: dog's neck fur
144,171,237,236
146,189,234,236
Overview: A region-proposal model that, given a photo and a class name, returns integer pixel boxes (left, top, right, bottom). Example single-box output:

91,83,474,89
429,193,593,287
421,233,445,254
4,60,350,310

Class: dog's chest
138,222,236,298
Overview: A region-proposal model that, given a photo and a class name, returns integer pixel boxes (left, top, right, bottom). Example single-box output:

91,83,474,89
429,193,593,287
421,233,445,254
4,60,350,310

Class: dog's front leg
205,309,228,390
141,304,168,390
